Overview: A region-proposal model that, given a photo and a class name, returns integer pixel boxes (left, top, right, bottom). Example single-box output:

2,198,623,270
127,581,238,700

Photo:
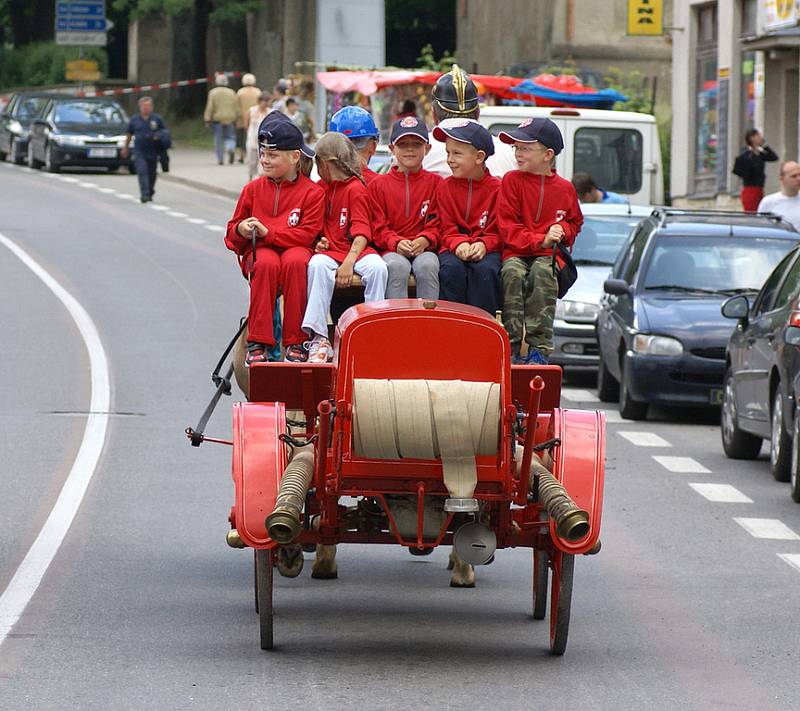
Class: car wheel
44,143,60,173
618,357,648,420
11,138,25,165
770,387,792,482
720,368,762,459
0,145,7,162
27,142,42,169
790,405,800,503
596,348,619,402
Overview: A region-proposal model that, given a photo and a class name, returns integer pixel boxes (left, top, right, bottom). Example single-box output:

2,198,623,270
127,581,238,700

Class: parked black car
596,209,800,420
721,244,800,501
27,97,133,173
0,92,58,165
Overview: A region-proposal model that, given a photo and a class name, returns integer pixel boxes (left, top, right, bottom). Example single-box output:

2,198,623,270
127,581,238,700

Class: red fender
231,402,287,549
550,408,605,554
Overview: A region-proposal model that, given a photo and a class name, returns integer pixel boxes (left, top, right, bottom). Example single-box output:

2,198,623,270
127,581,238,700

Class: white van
476,106,663,206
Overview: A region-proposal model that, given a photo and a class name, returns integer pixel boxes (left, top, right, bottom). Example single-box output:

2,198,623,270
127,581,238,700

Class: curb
160,173,241,201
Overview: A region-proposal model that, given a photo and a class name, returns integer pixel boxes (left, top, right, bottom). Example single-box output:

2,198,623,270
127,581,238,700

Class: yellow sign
765,0,800,30
627,0,663,35
65,59,101,82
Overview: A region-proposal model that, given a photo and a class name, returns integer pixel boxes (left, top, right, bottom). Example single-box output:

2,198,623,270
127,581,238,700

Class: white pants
302,253,388,338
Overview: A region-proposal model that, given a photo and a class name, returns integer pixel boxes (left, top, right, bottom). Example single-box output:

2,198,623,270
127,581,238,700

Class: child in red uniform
301,132,388,362
433,120,502,315
225,114,324,364
369,117,442,298
497,118,583,364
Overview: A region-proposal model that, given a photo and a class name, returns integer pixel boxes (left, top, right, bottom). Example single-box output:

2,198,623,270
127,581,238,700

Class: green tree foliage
0,43,107,90
111,0,258,24
603,67,654,114
416,43,457,72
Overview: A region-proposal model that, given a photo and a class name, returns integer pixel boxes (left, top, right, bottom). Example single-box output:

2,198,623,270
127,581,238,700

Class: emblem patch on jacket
419,200,430,219
555,209,566,222
479,210,489,229
339,207,348,228
288,208,301,227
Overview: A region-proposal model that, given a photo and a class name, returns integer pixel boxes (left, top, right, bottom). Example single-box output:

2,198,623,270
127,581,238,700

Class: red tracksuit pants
243,245,311,346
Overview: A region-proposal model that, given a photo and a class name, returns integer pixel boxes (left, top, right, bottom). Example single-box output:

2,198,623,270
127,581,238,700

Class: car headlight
632,334,684,356
51,134,84,146
555,300,600,321
114,135,127,147
8,120,25,136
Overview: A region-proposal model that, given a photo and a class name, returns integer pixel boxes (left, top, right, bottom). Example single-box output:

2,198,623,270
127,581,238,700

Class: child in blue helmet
329,105,381,184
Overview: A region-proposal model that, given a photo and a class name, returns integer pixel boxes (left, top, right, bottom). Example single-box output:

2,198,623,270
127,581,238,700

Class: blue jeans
438,250,502,316
133,152,157,199
212,122,236,163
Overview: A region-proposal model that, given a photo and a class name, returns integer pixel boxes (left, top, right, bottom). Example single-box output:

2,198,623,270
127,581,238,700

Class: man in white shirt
757,160,800,230
423,65,516,178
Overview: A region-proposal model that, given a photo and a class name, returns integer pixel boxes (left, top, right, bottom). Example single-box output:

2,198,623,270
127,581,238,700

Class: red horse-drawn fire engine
188,299,605,655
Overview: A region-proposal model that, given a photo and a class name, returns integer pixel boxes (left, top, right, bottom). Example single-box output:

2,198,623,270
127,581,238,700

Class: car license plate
88,147,117,158
709,388,724,405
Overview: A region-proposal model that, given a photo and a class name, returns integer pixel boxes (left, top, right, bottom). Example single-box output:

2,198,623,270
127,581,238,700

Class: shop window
694,4,718,194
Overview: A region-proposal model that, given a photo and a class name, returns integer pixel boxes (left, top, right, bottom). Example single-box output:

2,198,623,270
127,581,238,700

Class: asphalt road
1,161,800,711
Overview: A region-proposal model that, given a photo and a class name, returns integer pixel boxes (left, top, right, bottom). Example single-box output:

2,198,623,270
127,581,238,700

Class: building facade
671,0,799,206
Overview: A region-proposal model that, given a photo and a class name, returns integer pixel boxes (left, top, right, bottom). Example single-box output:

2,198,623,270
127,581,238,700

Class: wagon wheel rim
549,551,574,655
533,549,548,620
256,548,274,650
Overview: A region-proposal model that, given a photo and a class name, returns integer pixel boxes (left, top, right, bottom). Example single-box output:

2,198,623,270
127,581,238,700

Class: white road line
0,232,110,647
778,553,800,573
204,224,222,232
734,518,800,540
148,204,170,211
186,217,207,225
43,173,59,179
97,187,115,194
561,388,600,403
113,193,135,200
689,483,753,503
652,455,710,473
78,181,98,188
166,211,189,218
59,176,80,183
599,409,625,424
618,431,671,447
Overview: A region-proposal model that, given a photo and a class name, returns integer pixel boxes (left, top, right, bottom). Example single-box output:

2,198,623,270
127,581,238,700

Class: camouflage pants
501,256,558,355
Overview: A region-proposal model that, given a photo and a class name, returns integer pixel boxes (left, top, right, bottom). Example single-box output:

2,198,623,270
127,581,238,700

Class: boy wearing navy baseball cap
224,112,324,365
368,116,443,299
497,117,583,364
431,120,502,315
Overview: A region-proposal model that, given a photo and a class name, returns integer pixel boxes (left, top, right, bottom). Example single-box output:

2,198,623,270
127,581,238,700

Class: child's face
260,148,299,179
513,141,555,174
445,138,485,179
390,135,429,172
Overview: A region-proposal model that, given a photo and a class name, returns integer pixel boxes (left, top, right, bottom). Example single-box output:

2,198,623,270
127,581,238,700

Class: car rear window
573,127,642,194
642,235,798,292
574,215,642,266
16,96,48,120
54,101,126,125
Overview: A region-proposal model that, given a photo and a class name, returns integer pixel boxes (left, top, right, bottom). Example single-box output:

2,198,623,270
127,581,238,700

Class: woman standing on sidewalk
245,93,271,181
733,129,778,212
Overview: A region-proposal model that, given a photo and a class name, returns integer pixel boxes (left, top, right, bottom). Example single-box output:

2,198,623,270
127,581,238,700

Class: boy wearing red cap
497,118,583,364
433,120,502,315
369,117,442,298
225,113,324,365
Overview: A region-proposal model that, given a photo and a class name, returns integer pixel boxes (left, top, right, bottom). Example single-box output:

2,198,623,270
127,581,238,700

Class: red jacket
225,173,324,256
368,166,442,252
362,165,379,185
318,176,375,262
436,170,502,254
497,170,583,260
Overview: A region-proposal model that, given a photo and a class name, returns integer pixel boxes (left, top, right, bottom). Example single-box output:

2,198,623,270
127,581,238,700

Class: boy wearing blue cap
432,120,502,315
497,118,583,364
369,117,442,298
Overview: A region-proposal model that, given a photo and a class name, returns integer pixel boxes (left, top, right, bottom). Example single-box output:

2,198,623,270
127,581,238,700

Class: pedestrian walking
122,96,167,203
236,73,261,164
733,129,778,212
204,72,240,165
757,161,800,229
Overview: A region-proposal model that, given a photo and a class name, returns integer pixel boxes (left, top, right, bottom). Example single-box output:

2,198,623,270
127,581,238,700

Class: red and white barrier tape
75,70,243,98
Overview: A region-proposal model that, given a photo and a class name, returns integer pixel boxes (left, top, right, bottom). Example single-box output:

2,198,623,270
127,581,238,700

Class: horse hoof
449,580,475,588
311,569,338,580
276,544,304,578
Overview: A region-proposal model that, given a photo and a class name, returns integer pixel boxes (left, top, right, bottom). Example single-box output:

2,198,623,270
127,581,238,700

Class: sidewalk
160,148,251,200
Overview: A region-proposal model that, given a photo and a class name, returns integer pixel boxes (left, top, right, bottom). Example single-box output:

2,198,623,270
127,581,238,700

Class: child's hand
410,236,430,257
396,239,415,258
314,236,329,253
543,223,564,248
336,262,355,288
238,217,269,239
455,242,472,261
468,241,487,261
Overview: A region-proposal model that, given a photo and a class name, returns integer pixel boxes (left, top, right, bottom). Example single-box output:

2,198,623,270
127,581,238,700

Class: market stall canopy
316,70,440,96
510,74,628,109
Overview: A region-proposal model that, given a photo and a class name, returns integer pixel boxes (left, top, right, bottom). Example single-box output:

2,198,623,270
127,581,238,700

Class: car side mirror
721,294,749,320
785,326,800,346
603,278,631,296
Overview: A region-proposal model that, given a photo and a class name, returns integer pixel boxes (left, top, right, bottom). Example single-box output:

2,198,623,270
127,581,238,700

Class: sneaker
284,343,309,362
244,347,268,367
524,348,549,365
307,336,333,363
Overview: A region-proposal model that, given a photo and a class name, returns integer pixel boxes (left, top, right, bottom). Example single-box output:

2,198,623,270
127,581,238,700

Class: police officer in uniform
424,64,516,178
122,96,167,203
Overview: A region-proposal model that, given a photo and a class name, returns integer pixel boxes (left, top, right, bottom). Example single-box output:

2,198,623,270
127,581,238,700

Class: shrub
0,42,108,90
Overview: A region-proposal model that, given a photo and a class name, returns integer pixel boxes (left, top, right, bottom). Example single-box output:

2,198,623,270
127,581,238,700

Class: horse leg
448,549,475,588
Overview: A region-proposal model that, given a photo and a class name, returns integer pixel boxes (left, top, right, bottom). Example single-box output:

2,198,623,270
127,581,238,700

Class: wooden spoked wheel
549,551,574,655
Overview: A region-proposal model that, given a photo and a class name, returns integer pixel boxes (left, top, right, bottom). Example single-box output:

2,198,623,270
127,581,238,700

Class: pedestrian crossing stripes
734,518,800,540
652,456,710,473
689,483,752,503
618,431,671,447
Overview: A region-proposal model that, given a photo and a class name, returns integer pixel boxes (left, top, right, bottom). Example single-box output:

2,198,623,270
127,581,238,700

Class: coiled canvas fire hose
351,379,501,512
